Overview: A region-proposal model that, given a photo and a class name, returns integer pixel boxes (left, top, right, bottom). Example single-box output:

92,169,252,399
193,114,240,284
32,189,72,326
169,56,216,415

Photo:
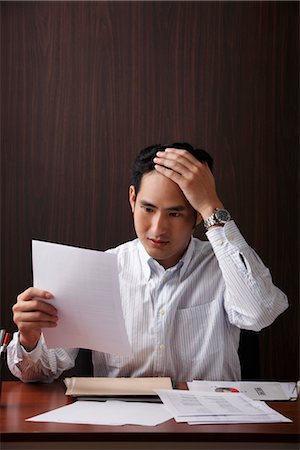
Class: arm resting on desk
7,332,79,382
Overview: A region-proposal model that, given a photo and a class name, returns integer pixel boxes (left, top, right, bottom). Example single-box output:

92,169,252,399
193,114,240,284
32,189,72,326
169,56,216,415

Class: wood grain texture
1,381,300,442
1,1,298,380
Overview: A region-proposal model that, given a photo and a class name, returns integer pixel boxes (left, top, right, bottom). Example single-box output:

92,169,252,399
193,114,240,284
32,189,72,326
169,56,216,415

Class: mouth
148,238,169,248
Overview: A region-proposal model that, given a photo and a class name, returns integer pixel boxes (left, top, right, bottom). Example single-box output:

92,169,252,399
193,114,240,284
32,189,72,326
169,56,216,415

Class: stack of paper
155,389,292,424
26,400,173,426
187,380,298,401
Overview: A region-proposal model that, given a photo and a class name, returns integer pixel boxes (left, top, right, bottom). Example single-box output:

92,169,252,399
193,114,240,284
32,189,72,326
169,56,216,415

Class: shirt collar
137,238,195,281
137,240,152,280
178,237,195,280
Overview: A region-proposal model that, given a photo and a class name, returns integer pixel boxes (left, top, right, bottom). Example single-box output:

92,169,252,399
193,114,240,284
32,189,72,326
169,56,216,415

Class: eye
141,206,154,213
169,212,180,217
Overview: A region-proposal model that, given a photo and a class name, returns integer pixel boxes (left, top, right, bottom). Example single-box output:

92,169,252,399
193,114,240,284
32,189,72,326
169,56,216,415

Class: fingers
154,161,182,183
153,149,211,188
153,148,206,188
13,287,58,331
16,317,58,332
12,287,57,351
13,302,58,323
153,148,221,216
17,287,53,302
154,148,206,176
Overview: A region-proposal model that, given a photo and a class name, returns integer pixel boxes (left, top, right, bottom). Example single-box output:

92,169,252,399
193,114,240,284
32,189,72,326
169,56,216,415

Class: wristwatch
203,208,231,230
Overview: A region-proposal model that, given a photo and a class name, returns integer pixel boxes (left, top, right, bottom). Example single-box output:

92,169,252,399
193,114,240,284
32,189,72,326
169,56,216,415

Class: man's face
129,171,201,269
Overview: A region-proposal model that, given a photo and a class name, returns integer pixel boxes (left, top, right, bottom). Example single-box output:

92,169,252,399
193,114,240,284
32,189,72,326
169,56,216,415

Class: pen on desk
0,333,11,356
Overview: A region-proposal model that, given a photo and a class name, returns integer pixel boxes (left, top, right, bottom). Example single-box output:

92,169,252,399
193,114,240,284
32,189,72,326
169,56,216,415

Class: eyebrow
139,200,187,212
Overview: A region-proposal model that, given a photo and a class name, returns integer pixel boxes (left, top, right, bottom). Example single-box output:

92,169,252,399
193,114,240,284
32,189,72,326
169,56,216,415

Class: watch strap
203,208,231,230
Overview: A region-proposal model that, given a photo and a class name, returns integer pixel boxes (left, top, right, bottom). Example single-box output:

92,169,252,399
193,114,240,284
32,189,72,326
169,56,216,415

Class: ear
129,185,136,212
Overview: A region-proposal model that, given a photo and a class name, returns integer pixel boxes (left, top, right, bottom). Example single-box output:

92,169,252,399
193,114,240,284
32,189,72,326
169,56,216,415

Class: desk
0,381,299,450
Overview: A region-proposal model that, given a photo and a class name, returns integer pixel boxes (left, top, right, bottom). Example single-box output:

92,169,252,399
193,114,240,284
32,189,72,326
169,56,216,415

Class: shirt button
159,344,165,350
159,308,165,316
216,239,223,246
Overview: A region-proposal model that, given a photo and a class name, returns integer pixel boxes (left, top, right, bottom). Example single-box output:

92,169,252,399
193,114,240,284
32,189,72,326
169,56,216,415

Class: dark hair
131,142,213,195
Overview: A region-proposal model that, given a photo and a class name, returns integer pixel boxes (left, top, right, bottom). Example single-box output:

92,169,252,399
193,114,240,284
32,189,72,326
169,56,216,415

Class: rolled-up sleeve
206,221,288,331
7,332,79,383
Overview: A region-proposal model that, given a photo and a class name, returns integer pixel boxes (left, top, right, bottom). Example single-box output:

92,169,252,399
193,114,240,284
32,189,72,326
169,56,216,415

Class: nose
151,212,167,237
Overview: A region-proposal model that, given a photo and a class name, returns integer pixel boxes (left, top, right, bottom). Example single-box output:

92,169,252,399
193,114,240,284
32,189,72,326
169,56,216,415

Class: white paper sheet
155,390,264,417
26,400,173,426
32,240,131,355
187,380,297,401
187,401,292,424
155,389,292,424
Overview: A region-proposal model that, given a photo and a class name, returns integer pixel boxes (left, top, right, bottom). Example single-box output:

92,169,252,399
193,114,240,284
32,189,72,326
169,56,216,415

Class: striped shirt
7,221,288,382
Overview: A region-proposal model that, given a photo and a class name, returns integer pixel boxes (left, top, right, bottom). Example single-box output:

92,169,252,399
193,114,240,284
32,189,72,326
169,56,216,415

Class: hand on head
153,148,223,220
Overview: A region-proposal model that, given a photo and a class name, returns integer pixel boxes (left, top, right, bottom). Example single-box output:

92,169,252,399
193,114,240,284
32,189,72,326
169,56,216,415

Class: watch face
215,209,231,223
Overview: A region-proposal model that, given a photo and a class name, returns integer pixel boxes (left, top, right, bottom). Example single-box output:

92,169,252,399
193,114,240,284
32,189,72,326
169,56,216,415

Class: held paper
32,240,131,355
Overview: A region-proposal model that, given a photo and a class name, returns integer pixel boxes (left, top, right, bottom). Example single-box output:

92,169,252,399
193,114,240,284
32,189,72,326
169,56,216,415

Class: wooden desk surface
1,381,299,444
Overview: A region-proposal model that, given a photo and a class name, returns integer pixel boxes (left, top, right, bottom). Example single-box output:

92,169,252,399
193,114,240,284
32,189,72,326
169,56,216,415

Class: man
7,143,288,382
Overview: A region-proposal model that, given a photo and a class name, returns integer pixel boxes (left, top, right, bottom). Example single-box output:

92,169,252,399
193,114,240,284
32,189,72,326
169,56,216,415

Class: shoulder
105,239,143,277
105,239,140,264
105,239,139,255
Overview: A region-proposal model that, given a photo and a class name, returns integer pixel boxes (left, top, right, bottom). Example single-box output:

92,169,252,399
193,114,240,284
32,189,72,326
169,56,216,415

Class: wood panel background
1,1,298,381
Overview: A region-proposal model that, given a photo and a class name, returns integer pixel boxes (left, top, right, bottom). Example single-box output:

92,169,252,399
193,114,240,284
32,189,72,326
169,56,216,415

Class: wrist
203,207,231,230
200,202,224,221
19,331,40,352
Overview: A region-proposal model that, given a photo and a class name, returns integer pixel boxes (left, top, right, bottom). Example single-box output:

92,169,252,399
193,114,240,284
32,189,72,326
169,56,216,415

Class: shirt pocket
171,299,222,362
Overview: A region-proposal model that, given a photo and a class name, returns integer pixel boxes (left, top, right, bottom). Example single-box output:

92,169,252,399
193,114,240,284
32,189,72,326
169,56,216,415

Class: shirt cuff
206,220,248,259
15,331,45,363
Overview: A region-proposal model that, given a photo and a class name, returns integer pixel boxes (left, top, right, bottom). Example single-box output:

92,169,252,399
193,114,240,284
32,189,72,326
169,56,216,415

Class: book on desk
64,376,173,402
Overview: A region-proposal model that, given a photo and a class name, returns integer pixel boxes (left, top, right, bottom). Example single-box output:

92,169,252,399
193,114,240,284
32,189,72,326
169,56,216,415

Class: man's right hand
12,287,58,351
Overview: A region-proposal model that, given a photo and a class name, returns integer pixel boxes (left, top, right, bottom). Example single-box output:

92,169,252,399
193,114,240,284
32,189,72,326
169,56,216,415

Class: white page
26,400,173,426
281,382,299,400
32,240,131,355
155,390,270,417
187,380,294,401
187,413,292,424
186,401,292,424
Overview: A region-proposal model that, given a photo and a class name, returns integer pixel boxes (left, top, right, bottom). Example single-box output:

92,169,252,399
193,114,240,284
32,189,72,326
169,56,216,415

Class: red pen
0,333,11,355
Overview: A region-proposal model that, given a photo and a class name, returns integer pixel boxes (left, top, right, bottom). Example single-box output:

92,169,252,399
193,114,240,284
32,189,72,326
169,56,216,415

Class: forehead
137,171,190,207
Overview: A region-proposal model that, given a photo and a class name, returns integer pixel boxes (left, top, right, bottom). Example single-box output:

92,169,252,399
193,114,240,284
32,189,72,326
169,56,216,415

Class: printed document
187,380,298,401
32,240,131,355
155,389,292,424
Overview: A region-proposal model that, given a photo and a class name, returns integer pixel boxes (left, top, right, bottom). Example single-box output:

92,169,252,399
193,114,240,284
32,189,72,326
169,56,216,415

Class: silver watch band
203,208,231,230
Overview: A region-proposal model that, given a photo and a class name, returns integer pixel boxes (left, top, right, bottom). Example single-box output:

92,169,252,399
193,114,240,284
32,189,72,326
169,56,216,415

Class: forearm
6,332,78,383
207,221,288,331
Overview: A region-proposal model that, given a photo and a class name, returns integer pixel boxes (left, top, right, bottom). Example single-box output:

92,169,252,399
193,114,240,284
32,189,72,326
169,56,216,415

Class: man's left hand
153,148,223,220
